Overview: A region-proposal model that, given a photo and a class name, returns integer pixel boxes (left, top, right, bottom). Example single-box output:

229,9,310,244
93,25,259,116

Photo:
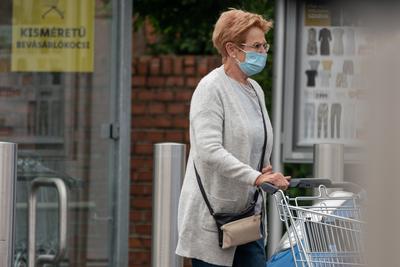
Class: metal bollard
0,142,17,267
152,143,186,267
313,143,344,183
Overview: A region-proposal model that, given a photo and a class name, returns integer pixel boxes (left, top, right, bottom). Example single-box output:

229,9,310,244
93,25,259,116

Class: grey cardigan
175,66,273,266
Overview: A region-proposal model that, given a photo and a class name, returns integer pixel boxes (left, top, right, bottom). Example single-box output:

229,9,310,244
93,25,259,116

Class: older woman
176,9,290,267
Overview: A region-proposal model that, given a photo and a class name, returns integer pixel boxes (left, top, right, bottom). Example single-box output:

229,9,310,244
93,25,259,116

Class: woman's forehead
244,27,266,42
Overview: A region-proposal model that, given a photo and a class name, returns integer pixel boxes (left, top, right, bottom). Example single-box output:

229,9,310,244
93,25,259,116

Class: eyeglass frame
240,42,270,53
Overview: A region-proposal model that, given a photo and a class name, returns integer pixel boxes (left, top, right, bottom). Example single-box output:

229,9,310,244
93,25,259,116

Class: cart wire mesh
274,185,365,267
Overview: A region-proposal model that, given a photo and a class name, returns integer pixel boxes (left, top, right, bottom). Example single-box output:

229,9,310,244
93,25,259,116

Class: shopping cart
262,178,366,267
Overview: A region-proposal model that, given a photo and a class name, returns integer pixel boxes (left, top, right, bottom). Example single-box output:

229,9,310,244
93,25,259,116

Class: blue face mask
236,50,268,76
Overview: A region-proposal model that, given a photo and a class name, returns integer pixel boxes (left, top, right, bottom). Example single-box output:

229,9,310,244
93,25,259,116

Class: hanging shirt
305,70,318,87
322,60,333,71
309,60,320,71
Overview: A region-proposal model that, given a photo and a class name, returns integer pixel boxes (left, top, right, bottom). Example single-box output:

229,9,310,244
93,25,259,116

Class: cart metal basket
262,179,366,267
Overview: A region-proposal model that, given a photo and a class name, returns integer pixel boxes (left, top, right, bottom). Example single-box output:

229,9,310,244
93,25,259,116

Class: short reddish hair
212,9,273,59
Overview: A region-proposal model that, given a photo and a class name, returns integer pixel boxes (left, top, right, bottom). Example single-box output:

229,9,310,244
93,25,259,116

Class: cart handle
260,178,363,194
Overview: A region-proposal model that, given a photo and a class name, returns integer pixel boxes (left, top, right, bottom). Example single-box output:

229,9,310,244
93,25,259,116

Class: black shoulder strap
255,87,267,173
194,82,268,215
194,163,215,215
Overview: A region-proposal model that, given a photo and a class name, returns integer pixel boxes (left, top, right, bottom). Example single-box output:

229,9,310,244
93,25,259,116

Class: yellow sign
304,3,331,26
12,0,94,72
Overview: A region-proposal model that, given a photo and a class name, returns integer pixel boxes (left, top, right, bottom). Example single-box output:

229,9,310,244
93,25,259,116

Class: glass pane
0,0,116,266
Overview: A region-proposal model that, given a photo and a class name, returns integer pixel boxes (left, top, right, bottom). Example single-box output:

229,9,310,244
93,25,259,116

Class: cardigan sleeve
190,80,261,186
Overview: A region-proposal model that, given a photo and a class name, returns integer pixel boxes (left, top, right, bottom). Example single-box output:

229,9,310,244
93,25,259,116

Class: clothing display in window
345,28,356,55
343,60,354,75
322,60,333,71
336,73,348,88
343,103,356,138
332,28,345,56
307,28,318,56
320,70,331,87
304,103,315,138
305,70,318,87
319,28,332,56
309,60,320,70
330,103,342,138
317,103,329,138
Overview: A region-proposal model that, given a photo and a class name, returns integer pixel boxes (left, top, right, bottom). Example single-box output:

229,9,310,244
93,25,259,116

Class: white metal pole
268,0,286,258
152,143,186,267
0,142,17,267
313,143,344,182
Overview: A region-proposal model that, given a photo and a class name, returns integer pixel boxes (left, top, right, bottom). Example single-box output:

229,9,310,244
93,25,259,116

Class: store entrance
0,0,130,266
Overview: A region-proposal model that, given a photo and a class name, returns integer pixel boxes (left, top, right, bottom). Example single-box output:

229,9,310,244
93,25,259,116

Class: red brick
132,76,146,87
208,57,221,69
137,57,149,75
130,211,142,221
131,184,153,195
130,210,152,222
129,210,152,221
165,131,184,142
131,197,152,209
186,77,200,87
175,90,193,101
129,238,142,248
135,143,153,154
132,116,154,128
154,90,174,101
152,116,173,128
148,76,165,87
173,117,189,128
132,130,164,142
129,252,151,265
173,57,183,74
132,104,146,115
131,158,152,171
184,66,195,75
135,224,152,235
198,58,209,75
167,103,187,114
148,103,165,114
129,237,152,249
137,90,155,101
161,56,173,74
165,76,184,87
150,57,160,75
184,55,195,66
131,59,137,75
131,90,139,100
184,131,190,143
131,171,152,182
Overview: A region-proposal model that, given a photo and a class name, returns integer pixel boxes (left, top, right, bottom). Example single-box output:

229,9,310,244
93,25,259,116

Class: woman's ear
225,42,237,58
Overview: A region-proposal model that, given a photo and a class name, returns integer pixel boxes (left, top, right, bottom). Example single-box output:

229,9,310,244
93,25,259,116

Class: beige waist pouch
220,214,262,249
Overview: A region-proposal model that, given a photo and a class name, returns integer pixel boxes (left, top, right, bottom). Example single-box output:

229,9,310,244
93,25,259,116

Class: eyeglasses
241,42,270,52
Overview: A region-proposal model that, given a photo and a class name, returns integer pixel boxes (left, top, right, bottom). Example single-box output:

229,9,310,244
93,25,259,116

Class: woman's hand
255,165,291,190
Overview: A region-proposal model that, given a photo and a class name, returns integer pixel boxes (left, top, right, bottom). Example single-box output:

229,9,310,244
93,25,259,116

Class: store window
0,0,122,266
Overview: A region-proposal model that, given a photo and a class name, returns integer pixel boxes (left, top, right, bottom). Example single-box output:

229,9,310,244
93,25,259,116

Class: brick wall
130,55,221,267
